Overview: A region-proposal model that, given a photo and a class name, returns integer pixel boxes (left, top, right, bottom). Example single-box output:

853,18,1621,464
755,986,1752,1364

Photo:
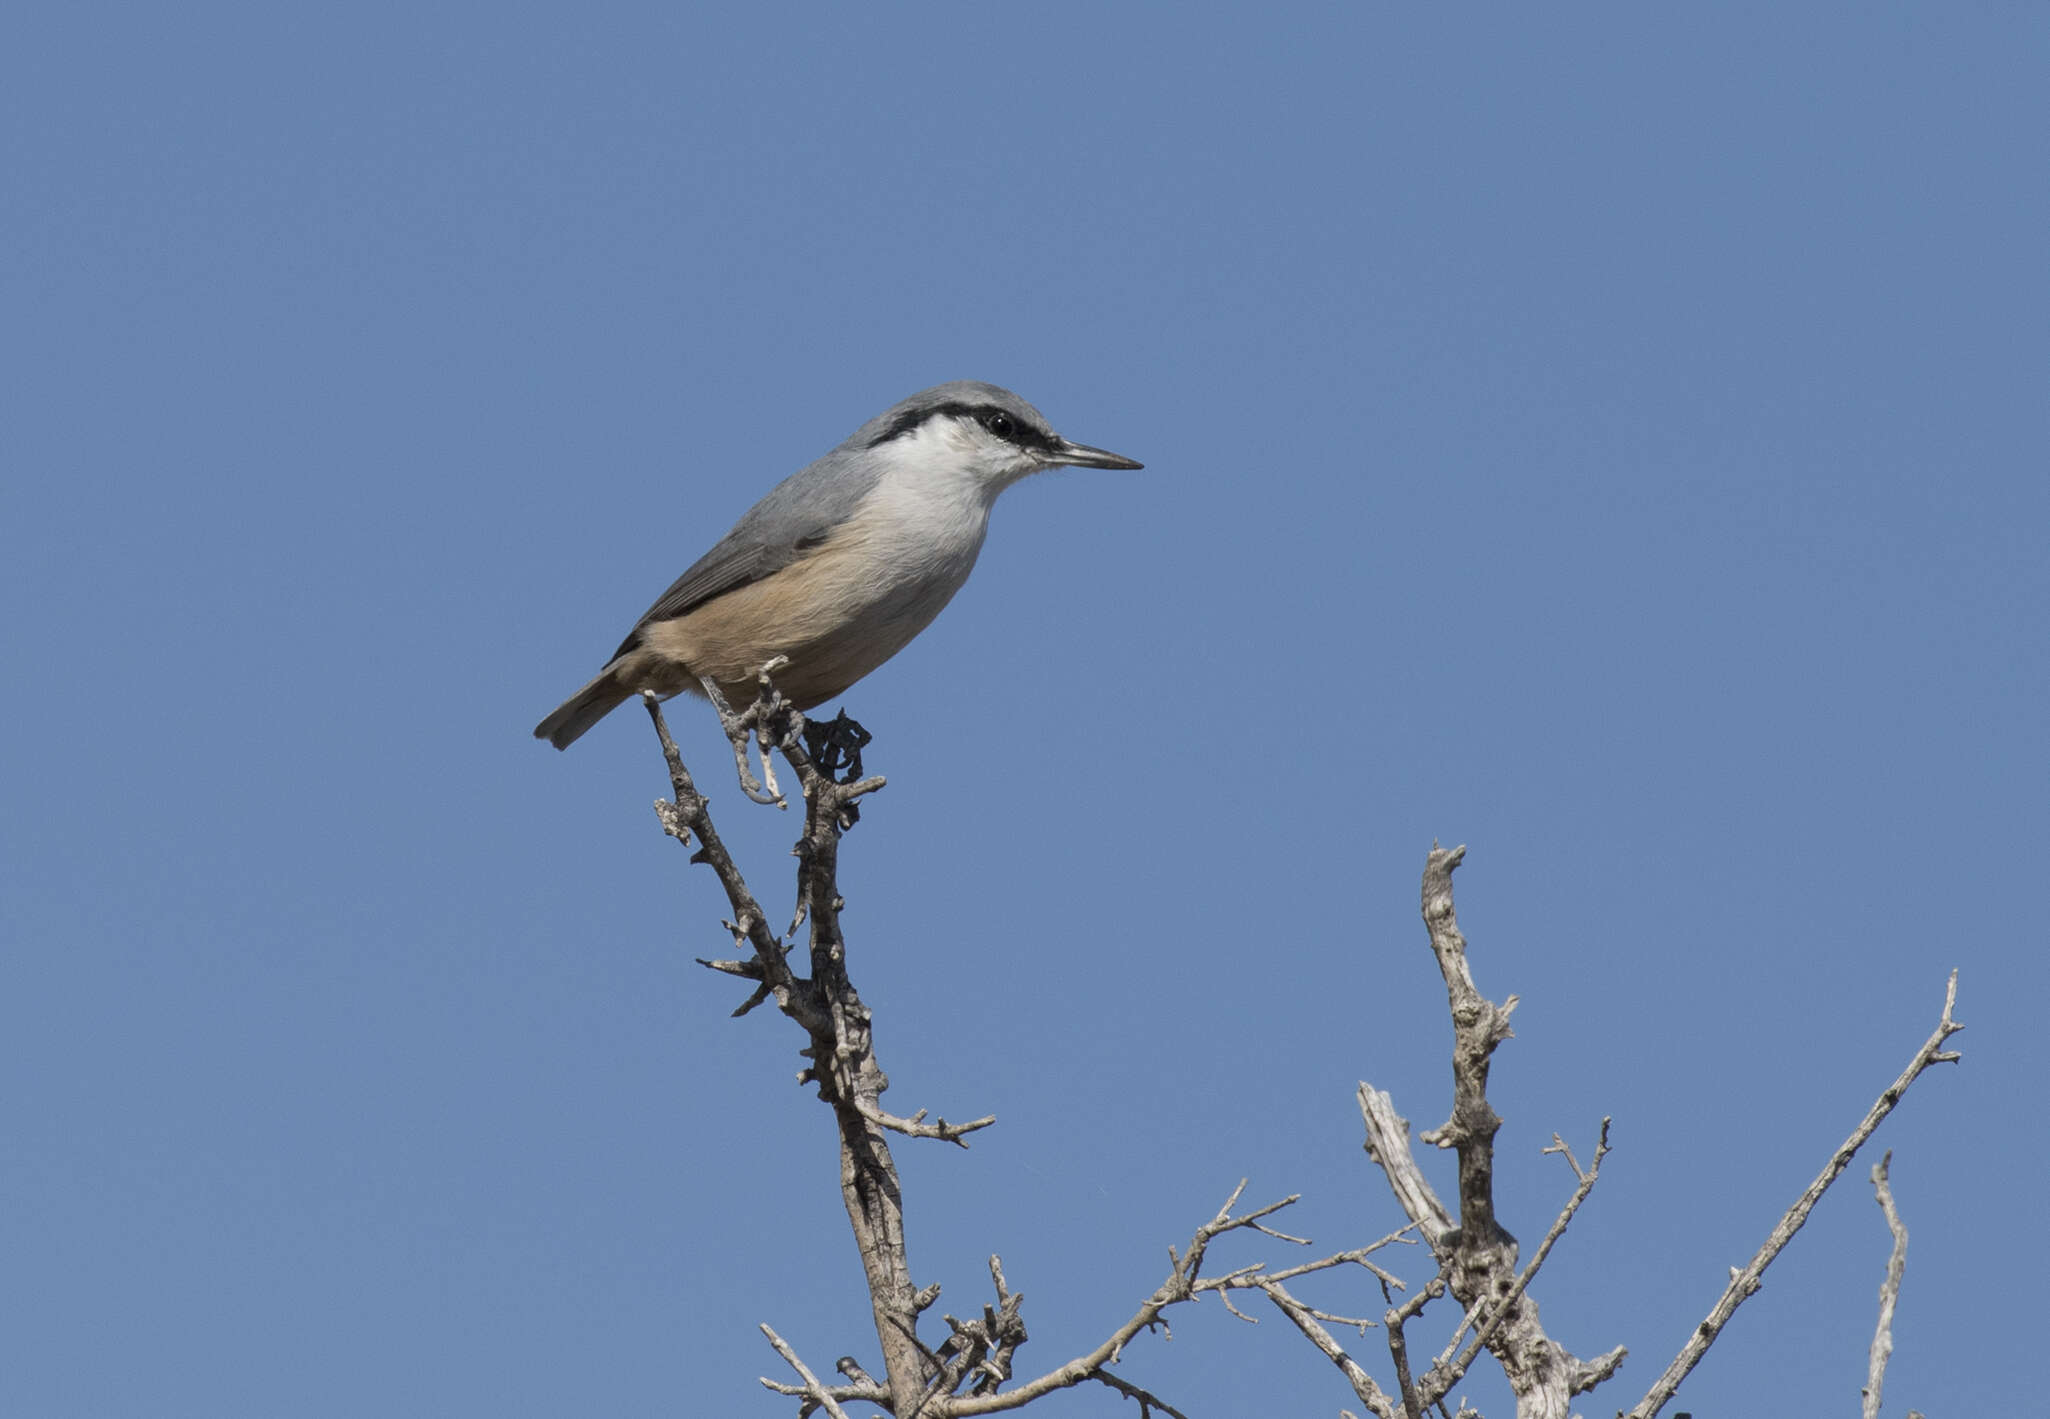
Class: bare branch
759,1324,858,1419
1244,1217,1316,1246
1361,846,1625,1419
1541,1132,1586,1184
647,685,981,1415
1383,1279,1445,1419
851,1100,999,1147
1569,1344,1628,1395
1357,1086,1455,1251
922,1260,1031,1406
1427,1298,1486,1379
1243,1225,1419,1290
942,1184,1303,1416
644,694,804,1019
1264,1279,1403,1419
1443,1120,1612,1387
1307,1305,1378,1332
1089,1368,1193,1419
760,1375,892,1410
1626,971,1963,1419
1862,1150,1909,1419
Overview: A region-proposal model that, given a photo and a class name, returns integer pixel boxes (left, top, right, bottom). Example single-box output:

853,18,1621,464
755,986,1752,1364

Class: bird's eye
983,411,1016,440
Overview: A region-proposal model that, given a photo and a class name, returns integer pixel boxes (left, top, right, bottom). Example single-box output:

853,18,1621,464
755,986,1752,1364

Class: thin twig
645,693,793,995
1627,971,1963,1419
1384,1279,1443,1419
852,1100,999,1147
1264,1279,1403,1419
1427,1298,1486,1380
1240,1224,1419,1290
760,1324,856,1419
1863,1150,1909,1419
1089,1368,1193,1419
943,1182,1301,1416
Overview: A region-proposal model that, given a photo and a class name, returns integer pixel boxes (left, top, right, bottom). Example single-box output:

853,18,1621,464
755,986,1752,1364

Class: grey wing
608,444,883,660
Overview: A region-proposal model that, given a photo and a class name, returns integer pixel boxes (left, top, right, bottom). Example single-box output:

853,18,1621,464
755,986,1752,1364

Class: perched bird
534,381,1142,750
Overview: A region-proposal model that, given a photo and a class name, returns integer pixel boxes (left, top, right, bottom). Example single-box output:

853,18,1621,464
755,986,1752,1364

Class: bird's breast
837,469,995,599
637,474,997,707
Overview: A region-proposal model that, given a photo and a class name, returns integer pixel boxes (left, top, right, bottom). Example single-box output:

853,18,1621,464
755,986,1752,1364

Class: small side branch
1356,1086,1454,1251
924,1256,1031,1402
1088,1368,1191,1419
853,1101,999,1148
759,1324,860,1419
1862,1151,1909,1419
1264,1279,1404,1419
1239,1225,1419,1293
945,1182,1309,1416
646,693,799,1014
1626,971,1962,1419
1382,1280,1443,1419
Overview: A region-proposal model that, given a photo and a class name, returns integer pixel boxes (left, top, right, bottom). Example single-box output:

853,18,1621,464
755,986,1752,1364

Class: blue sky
4,6,2044,1416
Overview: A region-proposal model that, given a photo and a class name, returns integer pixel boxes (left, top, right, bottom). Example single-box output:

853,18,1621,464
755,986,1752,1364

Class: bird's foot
699,657,801,809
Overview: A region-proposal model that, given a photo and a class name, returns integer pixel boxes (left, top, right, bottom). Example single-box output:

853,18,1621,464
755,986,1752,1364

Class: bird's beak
1049,437,1144,470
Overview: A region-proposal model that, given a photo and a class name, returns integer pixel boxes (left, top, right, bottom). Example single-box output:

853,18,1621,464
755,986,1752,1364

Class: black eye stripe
867,402,1056,453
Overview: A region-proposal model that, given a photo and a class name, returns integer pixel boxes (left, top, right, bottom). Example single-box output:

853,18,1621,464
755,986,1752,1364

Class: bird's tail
534,670,632,750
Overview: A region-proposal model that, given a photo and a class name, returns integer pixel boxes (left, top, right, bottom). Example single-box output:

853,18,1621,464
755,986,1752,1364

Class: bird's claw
699,676,781,809
699,658,801,809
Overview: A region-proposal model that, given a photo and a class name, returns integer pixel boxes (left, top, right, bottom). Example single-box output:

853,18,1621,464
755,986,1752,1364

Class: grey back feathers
610,440,883,657
612,382,1055,658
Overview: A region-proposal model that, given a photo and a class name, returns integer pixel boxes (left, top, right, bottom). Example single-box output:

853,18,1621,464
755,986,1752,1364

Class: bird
534,381,1143,751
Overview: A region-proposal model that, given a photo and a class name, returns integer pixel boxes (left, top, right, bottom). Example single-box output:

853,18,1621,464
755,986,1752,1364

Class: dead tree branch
1862,1151,1909,1419
1087,1368,1191,1419
1354,845,1625,1419
647,683,946,1417
1448,1119,1612,1384
1381,1278,1442,1419
651,693,1960,1418
1625,970,1962,1419
759,1324,859,1419
653,682,1378,1417
943,1182,1358,1416
1264,1278,1407,1419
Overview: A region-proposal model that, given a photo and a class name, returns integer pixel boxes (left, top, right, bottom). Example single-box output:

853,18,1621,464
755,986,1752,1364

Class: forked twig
1627,972,1962,1419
